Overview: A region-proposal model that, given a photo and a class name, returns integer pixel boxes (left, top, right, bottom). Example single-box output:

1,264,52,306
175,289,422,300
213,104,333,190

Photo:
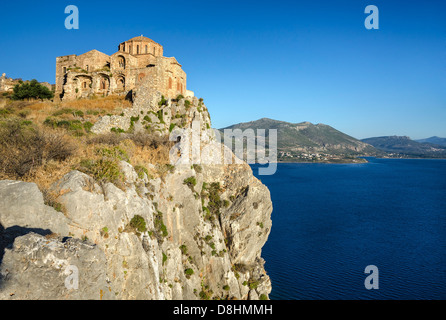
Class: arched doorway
116,76,125,91
99,75,110,92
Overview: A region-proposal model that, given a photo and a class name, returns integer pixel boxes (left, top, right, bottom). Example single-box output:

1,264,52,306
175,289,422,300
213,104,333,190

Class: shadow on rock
0,223,53,286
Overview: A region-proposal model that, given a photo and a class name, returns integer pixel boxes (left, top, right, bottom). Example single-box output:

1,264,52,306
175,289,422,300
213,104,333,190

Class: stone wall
56,36,189,101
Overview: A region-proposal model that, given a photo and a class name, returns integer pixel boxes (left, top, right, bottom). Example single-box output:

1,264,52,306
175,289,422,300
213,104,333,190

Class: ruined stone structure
56,36,192,100
0,73,53,93
0,73,15,92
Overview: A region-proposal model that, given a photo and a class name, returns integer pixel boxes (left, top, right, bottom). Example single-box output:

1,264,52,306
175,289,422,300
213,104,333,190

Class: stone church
55,36,192,100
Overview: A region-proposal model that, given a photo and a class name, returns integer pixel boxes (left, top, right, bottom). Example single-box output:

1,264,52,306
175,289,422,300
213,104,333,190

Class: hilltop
362,136,446,158
416,136,446,147
219,118,381,163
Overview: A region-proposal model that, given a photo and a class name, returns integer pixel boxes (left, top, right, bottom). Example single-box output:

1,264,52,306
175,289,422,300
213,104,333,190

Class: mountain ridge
415,136,446,147
219,118,381,163
362,135,446,158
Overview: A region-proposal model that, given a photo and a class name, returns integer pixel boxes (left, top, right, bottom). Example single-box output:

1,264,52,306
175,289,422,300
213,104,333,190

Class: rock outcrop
0,87,273,300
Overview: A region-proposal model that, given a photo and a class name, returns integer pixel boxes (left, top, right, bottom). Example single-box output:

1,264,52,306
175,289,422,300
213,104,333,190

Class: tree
11,79,54,101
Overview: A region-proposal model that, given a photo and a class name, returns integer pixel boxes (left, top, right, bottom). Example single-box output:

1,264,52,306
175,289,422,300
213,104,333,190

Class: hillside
0,87,273,300
416,136,446,147
362,136,446,158
219,118,381,163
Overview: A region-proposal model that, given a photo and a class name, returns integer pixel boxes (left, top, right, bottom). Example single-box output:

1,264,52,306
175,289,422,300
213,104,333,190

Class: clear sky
0,0,444,139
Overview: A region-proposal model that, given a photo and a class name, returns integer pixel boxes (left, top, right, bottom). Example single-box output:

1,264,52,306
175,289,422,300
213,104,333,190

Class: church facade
55,36,190,100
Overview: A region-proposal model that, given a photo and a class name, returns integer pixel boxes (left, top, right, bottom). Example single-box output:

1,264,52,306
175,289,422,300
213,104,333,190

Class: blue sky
0,0,444,139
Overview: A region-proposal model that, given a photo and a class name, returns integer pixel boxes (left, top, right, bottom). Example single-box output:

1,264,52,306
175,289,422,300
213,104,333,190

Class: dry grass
0,120,77,178
61,95,132,112
0,95,174,198
1,95,131,125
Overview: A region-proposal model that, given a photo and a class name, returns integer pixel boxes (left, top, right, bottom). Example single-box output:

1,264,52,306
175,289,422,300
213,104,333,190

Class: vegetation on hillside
0,94,174,194
11,79,54,101
219,118,382,162
362,136,446,158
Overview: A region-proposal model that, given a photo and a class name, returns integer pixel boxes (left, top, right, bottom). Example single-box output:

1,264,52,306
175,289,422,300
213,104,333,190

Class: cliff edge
0,86,273,300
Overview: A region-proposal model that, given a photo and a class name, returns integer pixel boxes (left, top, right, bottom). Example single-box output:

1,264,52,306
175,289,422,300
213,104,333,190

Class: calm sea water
251,158,446,300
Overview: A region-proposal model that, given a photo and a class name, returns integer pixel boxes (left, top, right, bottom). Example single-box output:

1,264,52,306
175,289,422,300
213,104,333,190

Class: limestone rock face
91,85,212,136
0,233,113,300
0,180,70,235
0,159,272,300
0,89,273,300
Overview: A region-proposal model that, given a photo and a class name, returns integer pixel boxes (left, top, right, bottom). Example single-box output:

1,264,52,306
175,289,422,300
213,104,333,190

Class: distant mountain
218,118,381,163
362,136,446,158
416,136,446,147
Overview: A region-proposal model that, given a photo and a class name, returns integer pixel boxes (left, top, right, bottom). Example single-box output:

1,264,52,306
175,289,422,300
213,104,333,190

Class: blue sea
252,158,446,300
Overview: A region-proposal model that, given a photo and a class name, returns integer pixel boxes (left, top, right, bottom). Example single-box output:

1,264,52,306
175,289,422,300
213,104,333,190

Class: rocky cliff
0,85,273,300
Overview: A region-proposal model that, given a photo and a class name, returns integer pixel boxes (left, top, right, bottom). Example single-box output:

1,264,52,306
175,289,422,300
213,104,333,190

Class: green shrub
199,291,211,300
248,279,259,290
184,268,194,278
158,95,167,107
96,146,129,162
83,121,93,132
153,210,168,241
192,164,202,173
110,127,125,134
78,158,123,183
156,109,165,124
130,215,147,233
176,94,184,101
184,100,191,108
43,117,90,136
179,244,188,255
205,182,223,217
223,285,230,291
259,294,268,300
79,146,130,185
134,165,149,180
203,209,212,221
0,107,14,118
183,176,197,189
11,80,54,101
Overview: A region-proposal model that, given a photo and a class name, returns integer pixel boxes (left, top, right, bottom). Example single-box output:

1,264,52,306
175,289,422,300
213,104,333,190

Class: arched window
153,47,156,55
145,45,148,54
168,78,172,89
118,56,126,69
63,67,67,74
117,77,125,91
138,73,145,82
100,78,108,90
137,45,140,54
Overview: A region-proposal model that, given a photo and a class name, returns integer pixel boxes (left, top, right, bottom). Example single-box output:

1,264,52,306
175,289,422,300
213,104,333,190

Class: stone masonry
55,36,193,101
